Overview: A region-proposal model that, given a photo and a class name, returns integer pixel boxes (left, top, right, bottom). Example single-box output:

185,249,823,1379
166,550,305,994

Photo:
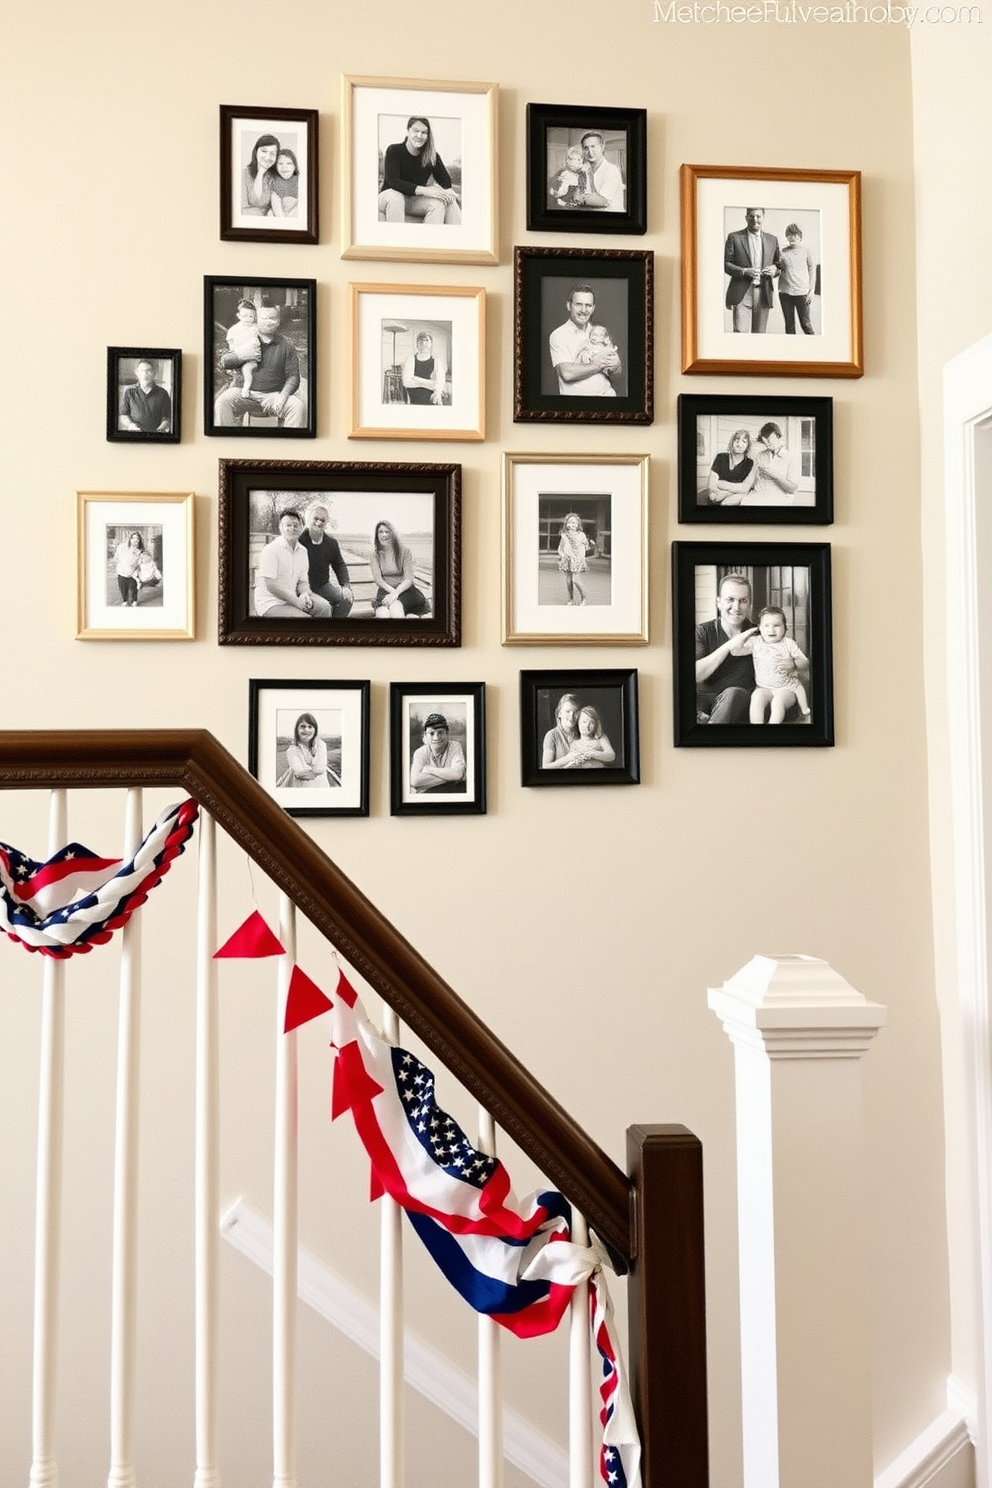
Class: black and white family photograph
343,78,497,265
680,165,863,378
77,491,194,642
526,104,646,235
722,205,822,337
220,106,318,244
538,496,612,608
672,541,833,748
104,524,163,610
502,452,648,646
106,348,180,443
520,668,640,786
249,679,370,817
678,395,834,524
350,284,485,441
203,277,316,438
218,458,461,647
389,682,486,816
514,248,653,424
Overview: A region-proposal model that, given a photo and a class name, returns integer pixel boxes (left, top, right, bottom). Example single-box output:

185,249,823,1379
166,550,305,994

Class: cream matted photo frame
249,678,370,817
341,75,498,265
350,283,485,441
680,164,863,378
76,491,195,641
502,453,648,645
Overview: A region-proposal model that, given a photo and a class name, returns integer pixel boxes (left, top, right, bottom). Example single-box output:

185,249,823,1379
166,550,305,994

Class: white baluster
477,1109,502,1488
272,894,298,1488
380,1007,404,1488
29,789,67,1488
108,789,144,1488
568,1208,594,1488
193,810,221,1488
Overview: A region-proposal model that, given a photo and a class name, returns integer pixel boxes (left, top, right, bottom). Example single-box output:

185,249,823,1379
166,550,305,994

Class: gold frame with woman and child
76,490,195,642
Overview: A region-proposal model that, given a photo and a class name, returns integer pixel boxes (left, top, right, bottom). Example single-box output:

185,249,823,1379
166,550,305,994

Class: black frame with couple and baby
672,541,834,748
218,458,461,647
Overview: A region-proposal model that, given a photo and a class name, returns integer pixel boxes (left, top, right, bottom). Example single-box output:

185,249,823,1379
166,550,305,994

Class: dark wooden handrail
0,729,633,1262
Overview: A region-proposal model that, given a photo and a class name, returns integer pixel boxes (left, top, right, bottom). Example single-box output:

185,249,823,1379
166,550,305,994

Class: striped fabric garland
0,798,198,957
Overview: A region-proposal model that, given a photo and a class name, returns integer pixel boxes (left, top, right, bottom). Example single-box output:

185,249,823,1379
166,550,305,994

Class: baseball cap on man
423,713,448,729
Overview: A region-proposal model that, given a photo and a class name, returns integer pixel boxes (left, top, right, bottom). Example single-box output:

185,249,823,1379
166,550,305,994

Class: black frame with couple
514,247,654,425
526,104,647,236
672,541,834,748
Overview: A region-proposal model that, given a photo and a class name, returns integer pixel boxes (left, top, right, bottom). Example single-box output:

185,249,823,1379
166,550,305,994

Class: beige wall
0,0,959,1481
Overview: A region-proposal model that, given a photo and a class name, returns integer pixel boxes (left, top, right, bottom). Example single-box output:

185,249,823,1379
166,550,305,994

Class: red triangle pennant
284,965,334,1033
214,911,285,960
331,1040,384,1121
336,969,359,1007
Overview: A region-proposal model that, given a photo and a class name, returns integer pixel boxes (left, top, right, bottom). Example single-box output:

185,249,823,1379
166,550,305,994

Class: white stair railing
273,893,299,1488
193,808,220,1488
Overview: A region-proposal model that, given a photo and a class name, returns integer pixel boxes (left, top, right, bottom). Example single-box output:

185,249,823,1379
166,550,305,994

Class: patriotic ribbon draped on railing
0,799,198,957
215,911,643,1488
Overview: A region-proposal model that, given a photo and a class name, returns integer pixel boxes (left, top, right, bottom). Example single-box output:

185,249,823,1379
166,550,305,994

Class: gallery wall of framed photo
6,17,946,1484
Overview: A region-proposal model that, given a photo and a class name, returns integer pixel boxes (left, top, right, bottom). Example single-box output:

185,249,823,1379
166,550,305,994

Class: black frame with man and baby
514,247,653,424
218,458,460,647
219,106,318,245
672,542,834,748
520,669,640,787
678,395,834,526
525,104,647,237
204,277,316,439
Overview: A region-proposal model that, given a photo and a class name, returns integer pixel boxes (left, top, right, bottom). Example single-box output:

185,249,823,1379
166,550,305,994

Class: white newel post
708,954,887,1488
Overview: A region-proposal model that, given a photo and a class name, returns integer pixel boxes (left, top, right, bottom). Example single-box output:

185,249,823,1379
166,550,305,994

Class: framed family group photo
514,247,654,424
678,395,833,525
672,540,834,748
502,453,648,645
106,348,181,443
341,75,498,265
349,283,485,441
203,276,317,439
249,679,370,818
218,458,460,647
219,105,318,245
525,103,647,236
520,669,640,787
76,490,194,641
389,682,486,816
680,164,863,378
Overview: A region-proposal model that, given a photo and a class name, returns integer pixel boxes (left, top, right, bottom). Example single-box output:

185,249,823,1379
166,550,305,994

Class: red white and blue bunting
0,798,198,958
215,912,642,1488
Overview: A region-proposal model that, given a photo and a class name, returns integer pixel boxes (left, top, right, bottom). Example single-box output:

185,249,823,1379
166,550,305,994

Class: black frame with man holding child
526,104,646,236
520,668,640,786
672,541,834,748
514,247,653,424
219,106,318,245
218,458,460,647
203,277,317,439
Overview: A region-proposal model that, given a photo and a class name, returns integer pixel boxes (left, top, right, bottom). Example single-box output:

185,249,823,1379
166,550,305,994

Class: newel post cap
707,954,888,1055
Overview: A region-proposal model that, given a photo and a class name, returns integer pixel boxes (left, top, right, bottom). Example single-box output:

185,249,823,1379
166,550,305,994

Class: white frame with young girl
249,679,370,818
341,76,498,265
76,490,195,641
502,453,648,645
220,105,318,245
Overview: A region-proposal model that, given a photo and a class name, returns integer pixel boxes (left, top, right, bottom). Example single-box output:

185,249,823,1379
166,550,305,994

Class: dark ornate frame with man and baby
249,678,371,818
678,395,834,526
389,681,487,817
341,75,498,266
203,276,317,439
519,668,640,787
672,540,834,748
218,458,460,647
525,103,647,236
219,105,319,245
514,247,653,424
680,165,863,378
106,347,182,444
